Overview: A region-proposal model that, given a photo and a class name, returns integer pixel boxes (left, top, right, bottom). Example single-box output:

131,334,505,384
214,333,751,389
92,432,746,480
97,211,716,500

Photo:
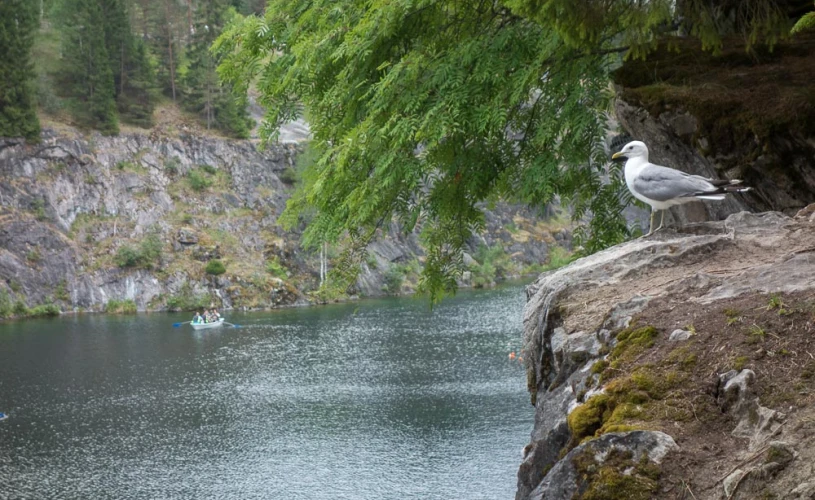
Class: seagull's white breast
624,157,660,207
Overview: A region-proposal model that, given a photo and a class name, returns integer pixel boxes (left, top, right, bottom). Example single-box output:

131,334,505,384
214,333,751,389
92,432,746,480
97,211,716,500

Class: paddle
173,320,192,328
223,321,241,328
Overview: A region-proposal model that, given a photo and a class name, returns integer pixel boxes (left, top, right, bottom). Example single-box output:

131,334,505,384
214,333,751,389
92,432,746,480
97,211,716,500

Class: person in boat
212,309,221,321
192,311,202,324
203,309,210,323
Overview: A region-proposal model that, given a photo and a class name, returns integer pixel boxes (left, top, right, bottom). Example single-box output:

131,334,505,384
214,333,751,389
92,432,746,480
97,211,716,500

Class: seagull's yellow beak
611,151,627,162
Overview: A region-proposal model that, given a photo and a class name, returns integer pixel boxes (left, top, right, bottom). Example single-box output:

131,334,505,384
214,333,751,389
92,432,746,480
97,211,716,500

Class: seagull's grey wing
632,165,715,201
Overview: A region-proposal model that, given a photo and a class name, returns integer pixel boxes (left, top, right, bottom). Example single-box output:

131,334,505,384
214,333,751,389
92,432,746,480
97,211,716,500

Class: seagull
611,141,751,236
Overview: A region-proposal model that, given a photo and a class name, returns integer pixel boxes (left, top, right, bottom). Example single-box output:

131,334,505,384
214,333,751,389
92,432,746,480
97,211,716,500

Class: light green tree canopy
214,0,793,301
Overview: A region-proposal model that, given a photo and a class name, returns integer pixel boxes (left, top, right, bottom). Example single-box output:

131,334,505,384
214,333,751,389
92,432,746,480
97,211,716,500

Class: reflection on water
0,286,531,499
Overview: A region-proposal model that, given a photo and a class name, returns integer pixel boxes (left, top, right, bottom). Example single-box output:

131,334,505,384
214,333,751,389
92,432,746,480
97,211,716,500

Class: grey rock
660,111,698,138
529,431,678,500
724,469,749,498
716,369,785,451
177,229,199,245
790,482,815,498
724,442,795,499
669,328,693,341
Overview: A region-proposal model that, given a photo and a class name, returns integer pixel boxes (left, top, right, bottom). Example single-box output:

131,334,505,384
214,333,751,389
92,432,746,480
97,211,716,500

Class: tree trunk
120,41,125,96
164,0,176,102
186,0,193,43
206,54,212,129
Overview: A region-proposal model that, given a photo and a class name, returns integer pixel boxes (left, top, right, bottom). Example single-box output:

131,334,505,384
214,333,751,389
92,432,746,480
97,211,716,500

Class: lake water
0,286,531,499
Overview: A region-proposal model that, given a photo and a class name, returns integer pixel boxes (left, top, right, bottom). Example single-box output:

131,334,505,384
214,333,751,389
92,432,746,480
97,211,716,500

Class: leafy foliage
187,168,214,191
104,299,137,314
205,259,227,275
115,234,163,269
470,245,513,288
506,0,789,54
215,1,620,301
383,267,405,295
216,0,797,301
28,303,61,318
265,256,288,278
0,289,12,318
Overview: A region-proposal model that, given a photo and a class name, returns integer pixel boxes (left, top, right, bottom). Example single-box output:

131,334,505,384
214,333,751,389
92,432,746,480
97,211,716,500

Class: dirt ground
622,290,815,499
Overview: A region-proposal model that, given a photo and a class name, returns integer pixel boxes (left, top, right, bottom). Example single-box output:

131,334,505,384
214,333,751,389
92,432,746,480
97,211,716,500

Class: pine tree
101,0,156,127
0,0,41,140
149,0,182,102
117,38,157,127
184,2,250,137
54,0,118,134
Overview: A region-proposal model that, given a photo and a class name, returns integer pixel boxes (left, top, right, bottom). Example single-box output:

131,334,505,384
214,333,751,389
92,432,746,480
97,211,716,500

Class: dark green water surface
0,286,531,499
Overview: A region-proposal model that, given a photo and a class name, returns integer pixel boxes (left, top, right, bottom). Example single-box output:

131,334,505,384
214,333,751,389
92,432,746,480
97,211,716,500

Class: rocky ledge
516,208,815,499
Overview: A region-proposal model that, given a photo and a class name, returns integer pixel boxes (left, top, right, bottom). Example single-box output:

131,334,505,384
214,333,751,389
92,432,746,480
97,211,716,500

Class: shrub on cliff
265,257,288,279
383,268,405,295
188,169,213,191
0,289,12,318
105,299,137,314
28,303,60,318
205,259,226,275
115,245,141,268
13,300,28,316
139,235,163,266
115,234,163,269
471,245,514,288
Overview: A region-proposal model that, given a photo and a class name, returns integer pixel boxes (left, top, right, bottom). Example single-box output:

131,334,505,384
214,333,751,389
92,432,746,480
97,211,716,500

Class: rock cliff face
0,127,566,315
613,33,815,227
516,209,815,499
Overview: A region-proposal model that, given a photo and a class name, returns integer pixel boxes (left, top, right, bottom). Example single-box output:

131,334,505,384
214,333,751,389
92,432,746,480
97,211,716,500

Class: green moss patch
569,324,700,446
568,364,690,445
572,449,660,500
609,325,659,370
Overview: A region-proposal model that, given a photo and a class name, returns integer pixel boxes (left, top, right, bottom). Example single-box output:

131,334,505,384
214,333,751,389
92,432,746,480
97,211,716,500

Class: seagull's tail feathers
695,179,751,200
722,184,751,193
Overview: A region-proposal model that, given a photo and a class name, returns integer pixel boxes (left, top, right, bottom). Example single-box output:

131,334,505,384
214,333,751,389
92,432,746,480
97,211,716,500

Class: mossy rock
568,364,687,444
574,449,660,500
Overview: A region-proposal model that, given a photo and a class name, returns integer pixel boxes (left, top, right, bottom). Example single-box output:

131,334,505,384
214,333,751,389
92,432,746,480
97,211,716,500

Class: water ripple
0,285,530,499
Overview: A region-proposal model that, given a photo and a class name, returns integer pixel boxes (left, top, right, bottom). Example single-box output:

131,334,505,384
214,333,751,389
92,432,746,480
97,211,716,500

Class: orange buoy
508,352,516,360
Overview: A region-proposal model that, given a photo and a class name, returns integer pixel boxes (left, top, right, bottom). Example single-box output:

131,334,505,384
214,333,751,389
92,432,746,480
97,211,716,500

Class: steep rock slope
516,209,815,499
0,127,566,314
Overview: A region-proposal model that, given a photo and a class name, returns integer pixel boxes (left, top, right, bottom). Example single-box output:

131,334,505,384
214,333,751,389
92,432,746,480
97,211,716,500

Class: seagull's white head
611,141,649,162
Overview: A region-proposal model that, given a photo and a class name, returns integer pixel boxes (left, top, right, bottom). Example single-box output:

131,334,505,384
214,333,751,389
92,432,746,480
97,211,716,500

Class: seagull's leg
643,210,657,237
656,210,665,232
